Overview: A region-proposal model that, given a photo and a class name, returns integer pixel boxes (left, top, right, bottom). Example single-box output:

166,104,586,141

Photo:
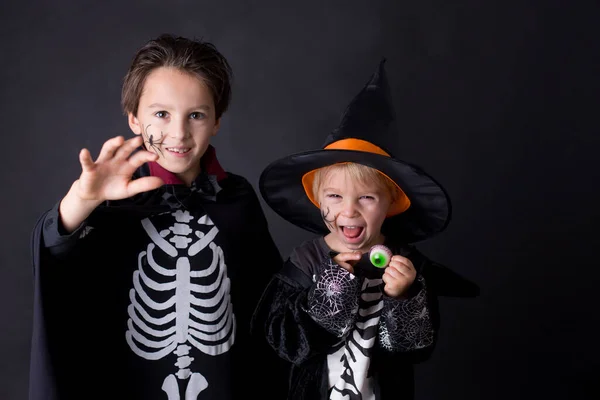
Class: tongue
343,226,363,239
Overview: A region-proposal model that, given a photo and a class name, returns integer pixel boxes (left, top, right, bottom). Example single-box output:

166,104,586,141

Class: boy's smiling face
128,66,219,185
318,168,392,254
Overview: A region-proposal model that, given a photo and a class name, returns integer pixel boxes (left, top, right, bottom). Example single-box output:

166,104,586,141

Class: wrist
59,181,102,233
68,180,103,207
386,280,420,300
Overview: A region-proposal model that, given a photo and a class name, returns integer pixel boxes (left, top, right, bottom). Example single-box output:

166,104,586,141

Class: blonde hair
312,162,399,203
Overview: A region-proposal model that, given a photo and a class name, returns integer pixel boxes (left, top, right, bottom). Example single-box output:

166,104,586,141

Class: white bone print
126,210,235,398
328,278,383,400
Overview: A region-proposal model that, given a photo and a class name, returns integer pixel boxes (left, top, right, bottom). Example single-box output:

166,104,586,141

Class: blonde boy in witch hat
253,60,471,400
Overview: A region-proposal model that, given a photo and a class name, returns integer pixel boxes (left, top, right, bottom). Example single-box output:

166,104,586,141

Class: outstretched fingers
79,148,95,172
96,136,126,163
114,136,144,161
127,147,159,169
127,176,164,197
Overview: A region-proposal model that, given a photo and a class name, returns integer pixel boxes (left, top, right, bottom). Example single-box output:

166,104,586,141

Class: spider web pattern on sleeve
378,275,434,352
307,259,360,337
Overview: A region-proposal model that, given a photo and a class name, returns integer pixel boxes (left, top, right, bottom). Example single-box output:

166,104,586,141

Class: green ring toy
369,245,392,268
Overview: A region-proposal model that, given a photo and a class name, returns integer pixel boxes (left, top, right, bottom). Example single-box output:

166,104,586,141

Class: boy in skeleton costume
29,35,288,400
254,60,478,399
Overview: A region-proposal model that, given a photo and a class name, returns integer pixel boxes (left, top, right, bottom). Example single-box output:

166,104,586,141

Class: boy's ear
128,112,142,135
212,118,221,137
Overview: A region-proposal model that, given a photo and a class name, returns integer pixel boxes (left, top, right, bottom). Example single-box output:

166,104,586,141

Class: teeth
166,148,190,154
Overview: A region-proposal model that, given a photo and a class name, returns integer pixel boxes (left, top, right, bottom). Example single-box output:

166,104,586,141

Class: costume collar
147,145,226,206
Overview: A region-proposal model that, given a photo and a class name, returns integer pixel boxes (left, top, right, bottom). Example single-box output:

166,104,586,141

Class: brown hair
312,163,400,203
121,34,233,119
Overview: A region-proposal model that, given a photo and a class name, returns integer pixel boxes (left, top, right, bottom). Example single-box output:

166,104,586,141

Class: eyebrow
322,187,379,195
147,103,211,111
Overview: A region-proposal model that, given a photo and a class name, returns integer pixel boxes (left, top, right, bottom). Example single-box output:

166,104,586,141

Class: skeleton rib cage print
126,208,235,398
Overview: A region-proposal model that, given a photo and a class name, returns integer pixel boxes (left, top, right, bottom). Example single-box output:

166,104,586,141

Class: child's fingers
127,176,164,196
384,265,404,280
336,262,355,274
79,148,95,172
128,147,159,168
391,255,413,268
115,136,143,160
382,271,393,286
387,261,416,279
332,251,361,273
97,136,125,162
390,256,414,271
384,260,415,298
334,252,362,263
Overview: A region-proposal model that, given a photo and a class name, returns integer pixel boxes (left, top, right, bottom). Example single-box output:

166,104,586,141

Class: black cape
29,164,289,399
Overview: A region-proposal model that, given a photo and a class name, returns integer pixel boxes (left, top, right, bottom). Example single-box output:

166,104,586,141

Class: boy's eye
190,112,206,119
326,194,341,199
360,195,375,200
155,111,167,118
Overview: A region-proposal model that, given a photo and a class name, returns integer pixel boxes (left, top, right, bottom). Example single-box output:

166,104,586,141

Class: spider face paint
321,206,337,231
318,169,392,253
141,124,166,156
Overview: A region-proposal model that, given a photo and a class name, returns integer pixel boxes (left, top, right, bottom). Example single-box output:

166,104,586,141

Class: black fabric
252,236,449,400
352,251,386,280
323,59,396,150
29,169,289,400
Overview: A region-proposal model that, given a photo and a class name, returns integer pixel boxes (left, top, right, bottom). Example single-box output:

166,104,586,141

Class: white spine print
327,278,383,400
126,210,235,399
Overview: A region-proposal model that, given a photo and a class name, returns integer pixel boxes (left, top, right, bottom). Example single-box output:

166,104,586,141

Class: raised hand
75,135,163,202
59,136,164,233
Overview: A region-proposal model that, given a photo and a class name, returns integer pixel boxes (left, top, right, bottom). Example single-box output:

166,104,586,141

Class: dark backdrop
2,1,598,399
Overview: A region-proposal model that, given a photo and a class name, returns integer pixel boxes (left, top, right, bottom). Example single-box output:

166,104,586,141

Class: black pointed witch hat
259,59,451,243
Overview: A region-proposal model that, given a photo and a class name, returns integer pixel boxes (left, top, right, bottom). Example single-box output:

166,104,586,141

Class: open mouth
341,225,364,240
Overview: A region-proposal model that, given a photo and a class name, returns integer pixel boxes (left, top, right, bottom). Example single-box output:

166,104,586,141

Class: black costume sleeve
365,245,441,365
29,200,96,400
252,245,360,366
379,275,435,353
375,245,480,364
306,258,361,337
29,208,61,400
41,202,89,258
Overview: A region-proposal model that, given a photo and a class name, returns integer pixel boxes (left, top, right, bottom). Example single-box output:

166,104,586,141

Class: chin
347,237,377,252
154,162,176,172
337,237,365,251
167,165,188,173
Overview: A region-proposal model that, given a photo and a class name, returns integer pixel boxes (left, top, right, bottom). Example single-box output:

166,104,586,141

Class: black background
1,1,598,399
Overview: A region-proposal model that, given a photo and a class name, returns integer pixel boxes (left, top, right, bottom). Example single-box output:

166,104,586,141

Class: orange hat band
324,138,390,156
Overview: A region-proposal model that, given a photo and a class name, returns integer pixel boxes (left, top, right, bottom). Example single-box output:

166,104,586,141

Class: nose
168,117,189,140
340,199,359,218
